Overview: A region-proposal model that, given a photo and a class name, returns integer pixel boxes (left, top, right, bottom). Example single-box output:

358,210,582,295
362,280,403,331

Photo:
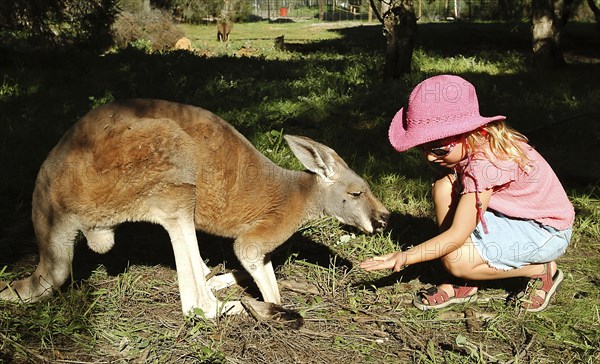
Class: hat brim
388,107,506,152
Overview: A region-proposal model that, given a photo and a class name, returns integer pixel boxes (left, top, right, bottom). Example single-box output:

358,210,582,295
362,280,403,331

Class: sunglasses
421,140,458,157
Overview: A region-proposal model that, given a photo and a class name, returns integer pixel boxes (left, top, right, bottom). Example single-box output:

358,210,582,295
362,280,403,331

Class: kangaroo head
284,135,389,233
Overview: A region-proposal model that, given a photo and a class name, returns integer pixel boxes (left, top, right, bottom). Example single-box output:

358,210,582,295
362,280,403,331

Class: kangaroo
0,99,389,321
217,21,231,42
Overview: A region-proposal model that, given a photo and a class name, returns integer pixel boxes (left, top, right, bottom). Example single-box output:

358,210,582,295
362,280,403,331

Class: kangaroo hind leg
0,218,79,302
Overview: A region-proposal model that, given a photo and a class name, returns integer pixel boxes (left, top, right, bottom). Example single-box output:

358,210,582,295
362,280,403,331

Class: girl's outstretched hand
360,252,407,272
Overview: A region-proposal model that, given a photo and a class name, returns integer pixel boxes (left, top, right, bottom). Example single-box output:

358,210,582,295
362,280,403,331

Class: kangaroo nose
373,210,390,231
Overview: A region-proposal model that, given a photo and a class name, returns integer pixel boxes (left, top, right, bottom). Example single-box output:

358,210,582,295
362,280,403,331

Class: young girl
361,75,574,312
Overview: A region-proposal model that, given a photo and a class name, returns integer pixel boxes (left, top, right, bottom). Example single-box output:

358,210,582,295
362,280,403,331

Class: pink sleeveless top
455,141,574,231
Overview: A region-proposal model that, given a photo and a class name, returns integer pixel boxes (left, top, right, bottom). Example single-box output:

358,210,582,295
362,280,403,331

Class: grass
1,19,599,363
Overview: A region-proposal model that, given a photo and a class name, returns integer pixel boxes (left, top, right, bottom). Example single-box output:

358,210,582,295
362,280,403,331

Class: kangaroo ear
284,135,347,181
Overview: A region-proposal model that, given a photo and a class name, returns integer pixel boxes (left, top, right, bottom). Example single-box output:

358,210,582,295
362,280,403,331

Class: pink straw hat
388,75,506,152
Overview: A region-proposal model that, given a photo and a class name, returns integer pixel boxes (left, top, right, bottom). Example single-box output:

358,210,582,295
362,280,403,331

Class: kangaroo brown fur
217,21,231,42
0,99,389,322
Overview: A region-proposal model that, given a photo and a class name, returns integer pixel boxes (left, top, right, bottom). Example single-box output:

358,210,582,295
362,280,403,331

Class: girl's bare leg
442,241,555,280
427,175,554,302
437,241,556,300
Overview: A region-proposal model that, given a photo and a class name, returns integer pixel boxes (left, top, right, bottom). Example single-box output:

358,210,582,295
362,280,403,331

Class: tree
531,0,566,67
0,0,119,49
319,0,326,20
369,0,418,79
530,0,592,68
588,0,600,31
160,0,251,23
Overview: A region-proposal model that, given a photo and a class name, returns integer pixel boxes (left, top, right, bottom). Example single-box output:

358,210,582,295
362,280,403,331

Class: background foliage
0,0,119,49
112,8,185,50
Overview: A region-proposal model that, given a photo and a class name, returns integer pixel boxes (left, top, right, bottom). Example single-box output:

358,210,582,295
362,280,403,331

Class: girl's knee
441,249,472,279
441,239,484,279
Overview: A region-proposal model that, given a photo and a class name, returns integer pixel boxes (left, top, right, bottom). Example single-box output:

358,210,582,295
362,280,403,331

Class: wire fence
251,0,513,21
251,0,371,21
251,0,594,22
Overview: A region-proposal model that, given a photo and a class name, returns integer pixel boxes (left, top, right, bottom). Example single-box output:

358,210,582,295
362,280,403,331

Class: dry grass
112,9,185,50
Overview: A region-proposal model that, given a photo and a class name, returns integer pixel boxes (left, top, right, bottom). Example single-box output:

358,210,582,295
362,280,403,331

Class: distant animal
0,99,389,322
274,35,285,51
174,37,192,51
217,21,232,42
273,35,306,53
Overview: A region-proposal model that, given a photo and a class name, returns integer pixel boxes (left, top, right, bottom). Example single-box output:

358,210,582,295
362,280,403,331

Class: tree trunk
531,0,566,68
588,0,600,32
318,0,325,20
383,3,417,79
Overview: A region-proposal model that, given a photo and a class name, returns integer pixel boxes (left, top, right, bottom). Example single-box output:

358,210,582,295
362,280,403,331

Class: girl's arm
360,189,493,272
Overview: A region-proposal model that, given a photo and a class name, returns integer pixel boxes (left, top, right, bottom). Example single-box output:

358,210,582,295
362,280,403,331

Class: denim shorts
471,210,571,271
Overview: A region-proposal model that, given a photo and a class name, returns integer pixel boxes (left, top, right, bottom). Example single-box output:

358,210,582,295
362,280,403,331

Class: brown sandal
413,284,478,311
520,262,564,312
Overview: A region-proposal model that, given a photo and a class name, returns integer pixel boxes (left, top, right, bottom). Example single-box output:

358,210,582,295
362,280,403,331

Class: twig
505,331,534,364
455,335,503,363
334,303,424,349
297,328,336,339
205,263,225,281
55,360,110,364
0,331,49,362
279,279,320,295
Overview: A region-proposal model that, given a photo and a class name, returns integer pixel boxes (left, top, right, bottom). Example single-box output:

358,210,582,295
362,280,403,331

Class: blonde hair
466,121,532,172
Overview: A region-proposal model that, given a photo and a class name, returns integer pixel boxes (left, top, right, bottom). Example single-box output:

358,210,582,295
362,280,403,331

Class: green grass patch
1,19,599,363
